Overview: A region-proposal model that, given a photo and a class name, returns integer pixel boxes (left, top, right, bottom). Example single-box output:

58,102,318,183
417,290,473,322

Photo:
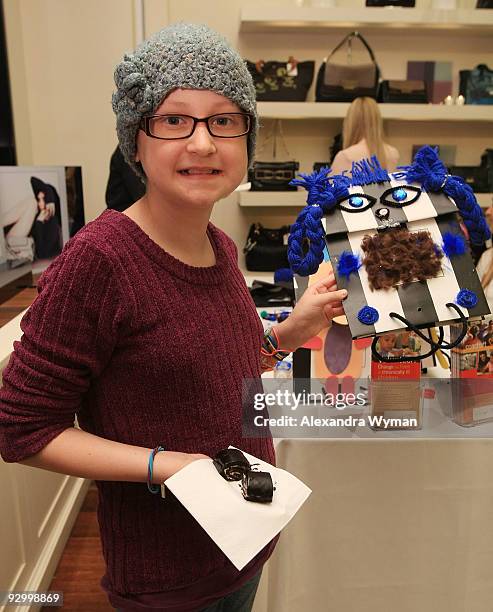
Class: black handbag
315,31,380,102
378,79,428,103
243,223,290,272
248,120,299,192
248,161,299,191
246,57,315,102
459,65,493,105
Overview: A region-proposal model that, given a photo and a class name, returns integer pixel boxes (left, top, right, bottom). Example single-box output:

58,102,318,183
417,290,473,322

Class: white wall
3,0,137,222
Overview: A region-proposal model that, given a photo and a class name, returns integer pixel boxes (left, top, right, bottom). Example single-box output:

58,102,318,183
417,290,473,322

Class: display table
253,437,493,612
246,272,493,612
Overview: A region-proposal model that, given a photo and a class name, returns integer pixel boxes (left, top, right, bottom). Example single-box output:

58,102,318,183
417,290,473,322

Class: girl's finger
309,274,337,293
325,305,346,318
312,289,347,306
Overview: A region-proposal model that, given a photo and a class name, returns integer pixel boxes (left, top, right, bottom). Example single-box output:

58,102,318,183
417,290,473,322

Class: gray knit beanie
112,22,258,180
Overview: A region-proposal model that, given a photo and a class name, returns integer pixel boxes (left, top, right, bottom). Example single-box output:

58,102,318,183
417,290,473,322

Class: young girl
0,24,346,612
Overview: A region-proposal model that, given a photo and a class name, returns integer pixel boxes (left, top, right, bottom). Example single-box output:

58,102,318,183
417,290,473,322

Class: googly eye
380,185,421,207
338,193,376,213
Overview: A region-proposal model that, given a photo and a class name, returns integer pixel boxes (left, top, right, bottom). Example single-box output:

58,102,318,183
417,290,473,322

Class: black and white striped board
324,175,457,237
326,213,489,339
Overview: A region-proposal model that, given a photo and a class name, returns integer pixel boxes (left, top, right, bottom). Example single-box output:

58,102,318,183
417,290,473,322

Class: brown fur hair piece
361,228,443,291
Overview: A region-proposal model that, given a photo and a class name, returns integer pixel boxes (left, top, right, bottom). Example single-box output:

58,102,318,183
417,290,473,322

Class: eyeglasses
139,113,253,140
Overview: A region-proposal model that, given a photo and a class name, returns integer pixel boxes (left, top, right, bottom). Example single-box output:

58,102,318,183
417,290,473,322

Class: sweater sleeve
0,238,125,462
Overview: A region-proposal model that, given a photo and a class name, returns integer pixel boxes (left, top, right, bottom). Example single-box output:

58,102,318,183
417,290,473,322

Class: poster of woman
0,166,81,270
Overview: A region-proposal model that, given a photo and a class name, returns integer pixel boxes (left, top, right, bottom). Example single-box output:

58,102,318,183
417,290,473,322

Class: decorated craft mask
288,146,491,361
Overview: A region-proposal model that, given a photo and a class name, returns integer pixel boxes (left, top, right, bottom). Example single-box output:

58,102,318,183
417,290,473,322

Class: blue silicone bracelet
147,445,165,495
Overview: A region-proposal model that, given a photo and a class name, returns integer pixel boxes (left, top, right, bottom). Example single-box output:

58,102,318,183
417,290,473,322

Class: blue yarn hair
402,145,491,246
288,168,350,276
337,251,361,279
442,232,467,259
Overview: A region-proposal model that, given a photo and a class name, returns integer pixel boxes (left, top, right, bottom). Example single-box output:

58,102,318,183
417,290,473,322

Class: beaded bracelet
147,445,166,498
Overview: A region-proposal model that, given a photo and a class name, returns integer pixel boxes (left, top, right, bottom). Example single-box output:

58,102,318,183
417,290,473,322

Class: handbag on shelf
248,120,299,192
378,79,428,103
243,223,291,272
248,161,299,191
246,57,315,102
459,65,493,105
315,31,380,102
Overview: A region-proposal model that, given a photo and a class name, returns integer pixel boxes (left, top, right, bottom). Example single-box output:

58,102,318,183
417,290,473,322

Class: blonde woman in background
330,97,400,175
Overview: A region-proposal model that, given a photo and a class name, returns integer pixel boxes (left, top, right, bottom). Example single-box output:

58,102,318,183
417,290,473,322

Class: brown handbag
315,31,381,102
378,79,428,103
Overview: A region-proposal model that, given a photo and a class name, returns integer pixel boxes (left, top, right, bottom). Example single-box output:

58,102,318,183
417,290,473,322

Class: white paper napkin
164,446,312,570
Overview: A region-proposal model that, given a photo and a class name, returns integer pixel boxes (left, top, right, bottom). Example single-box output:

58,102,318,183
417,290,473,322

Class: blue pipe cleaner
357,306,379,325
290,167,350,209
456,289,478,309
350,155,390,186
442,232,466,258
402,145,491,246
287,170,350,276
337,251,361,279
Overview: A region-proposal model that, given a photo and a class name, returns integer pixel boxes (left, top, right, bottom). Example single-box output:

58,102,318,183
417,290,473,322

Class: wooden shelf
238,191,304,207
257,102,493,122
241,6,493,35
239,191,493,208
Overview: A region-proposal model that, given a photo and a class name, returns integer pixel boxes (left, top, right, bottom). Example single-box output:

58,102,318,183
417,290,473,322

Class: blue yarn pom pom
337,251,361,279
274,268,294,283
358,306,379,325
456,288,478,308
442,232,466,259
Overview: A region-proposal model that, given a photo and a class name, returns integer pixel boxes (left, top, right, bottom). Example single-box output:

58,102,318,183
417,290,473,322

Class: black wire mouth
371,303,468,363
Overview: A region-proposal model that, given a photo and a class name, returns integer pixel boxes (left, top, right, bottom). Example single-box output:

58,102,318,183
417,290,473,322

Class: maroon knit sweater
0,210,276,609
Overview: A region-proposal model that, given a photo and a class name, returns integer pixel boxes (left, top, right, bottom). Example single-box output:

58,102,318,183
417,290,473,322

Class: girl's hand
153,450,210,482
274,272,347,352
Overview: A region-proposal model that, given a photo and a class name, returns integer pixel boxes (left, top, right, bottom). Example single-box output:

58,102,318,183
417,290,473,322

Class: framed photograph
0,165,84,273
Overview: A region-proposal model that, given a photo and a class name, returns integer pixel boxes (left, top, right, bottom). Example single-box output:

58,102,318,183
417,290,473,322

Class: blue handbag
460,64,493,105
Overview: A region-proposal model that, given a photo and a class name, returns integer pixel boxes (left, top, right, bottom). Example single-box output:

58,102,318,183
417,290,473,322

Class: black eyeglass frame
139,113,253,140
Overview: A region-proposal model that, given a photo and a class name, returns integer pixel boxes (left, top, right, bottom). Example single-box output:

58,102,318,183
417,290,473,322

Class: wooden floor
41,483,112,611
0,282,38,326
